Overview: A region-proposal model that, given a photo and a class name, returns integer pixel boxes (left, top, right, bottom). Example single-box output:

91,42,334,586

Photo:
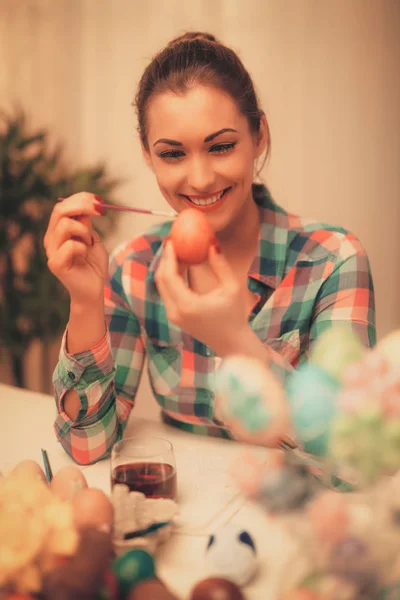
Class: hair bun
168,32,218,46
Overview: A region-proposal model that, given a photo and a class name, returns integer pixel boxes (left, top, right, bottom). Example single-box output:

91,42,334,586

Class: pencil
41,448,53,483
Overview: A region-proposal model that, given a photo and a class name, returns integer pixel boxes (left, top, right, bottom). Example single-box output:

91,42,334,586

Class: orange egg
169,208,215,265
12,459,47,483
50,465,88,501
71,487,114,530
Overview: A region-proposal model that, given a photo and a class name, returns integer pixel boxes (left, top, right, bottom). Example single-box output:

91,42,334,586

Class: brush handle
101,203,176,218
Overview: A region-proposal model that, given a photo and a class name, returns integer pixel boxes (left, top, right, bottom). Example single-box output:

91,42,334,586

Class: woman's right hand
44,192,109,306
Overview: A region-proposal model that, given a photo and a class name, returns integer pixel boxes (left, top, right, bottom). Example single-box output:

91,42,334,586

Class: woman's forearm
63,301,106,420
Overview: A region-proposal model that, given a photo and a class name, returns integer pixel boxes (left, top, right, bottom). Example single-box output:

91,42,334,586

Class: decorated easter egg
204,523,257,586
51,465,88,501
112,549,155,598
214,354,290,446
169,208,215,264
328,536,380,596
307,491,349,544
128,578,177,599
310,326,366,383
12,459,47,483
71,488,114,530
190,577,245,600
377,329,400,367
286,364,339,456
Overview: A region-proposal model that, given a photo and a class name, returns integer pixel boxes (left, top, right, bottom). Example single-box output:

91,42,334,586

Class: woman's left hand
155,240,248,354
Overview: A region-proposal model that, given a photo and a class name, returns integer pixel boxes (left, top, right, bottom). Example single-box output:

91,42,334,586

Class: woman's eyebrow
153,128,239,147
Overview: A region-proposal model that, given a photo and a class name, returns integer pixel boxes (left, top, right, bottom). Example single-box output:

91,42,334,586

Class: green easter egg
311,326,365,382
286,363,339,456
112,549,155,598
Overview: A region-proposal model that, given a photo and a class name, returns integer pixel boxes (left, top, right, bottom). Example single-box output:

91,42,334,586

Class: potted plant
0,109,120,391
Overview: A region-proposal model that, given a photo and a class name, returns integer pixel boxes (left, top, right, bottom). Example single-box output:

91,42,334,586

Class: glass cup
110,436,177,500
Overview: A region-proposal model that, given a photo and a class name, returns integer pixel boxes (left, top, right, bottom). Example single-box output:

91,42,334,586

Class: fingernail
94,194,104,203
94,202,106,216
212,239,221,254
57,197,65,202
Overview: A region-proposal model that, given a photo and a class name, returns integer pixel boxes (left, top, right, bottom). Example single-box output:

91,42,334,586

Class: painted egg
169,208,215,264
72,488,114,530
310,326,366,383
112,549,155,598
51,465,88,501
328,536,380,595
282,590,322,600
12,459,47,483
307,491,349,544
128,578,177,599
214,354,290,446
190,577,245,600
286,363,339,456
204,523,257,586
377,329,400,367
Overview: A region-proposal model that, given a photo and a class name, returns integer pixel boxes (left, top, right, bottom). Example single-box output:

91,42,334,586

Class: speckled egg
204,523,257,586
111,549,155,598
286,363,339,456
51,465,88,501
12,459,47,483
72,487,114,530
310,326,366,383
128,578,177,600
190,577,245,600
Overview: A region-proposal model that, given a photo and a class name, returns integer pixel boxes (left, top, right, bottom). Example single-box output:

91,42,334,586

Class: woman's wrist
67,301,106,354
213,325,271,364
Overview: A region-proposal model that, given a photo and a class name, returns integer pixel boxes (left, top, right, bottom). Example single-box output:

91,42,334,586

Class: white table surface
0,383,295,600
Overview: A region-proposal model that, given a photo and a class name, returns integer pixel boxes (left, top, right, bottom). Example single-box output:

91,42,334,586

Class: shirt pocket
145,337,182,396
266,329,301,365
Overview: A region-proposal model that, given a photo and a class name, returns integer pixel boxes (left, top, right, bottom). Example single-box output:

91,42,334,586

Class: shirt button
67,371,76,381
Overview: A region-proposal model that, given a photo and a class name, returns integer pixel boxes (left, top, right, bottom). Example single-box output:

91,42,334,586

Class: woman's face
142,85,267,234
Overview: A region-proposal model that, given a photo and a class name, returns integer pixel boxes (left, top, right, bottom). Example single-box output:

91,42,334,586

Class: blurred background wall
1,0,399,413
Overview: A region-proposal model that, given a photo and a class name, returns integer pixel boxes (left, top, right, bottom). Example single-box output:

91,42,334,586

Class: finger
207,244,238,291
47,239,89,275
48,217,93,255
45,192,102,243
160,241,197,306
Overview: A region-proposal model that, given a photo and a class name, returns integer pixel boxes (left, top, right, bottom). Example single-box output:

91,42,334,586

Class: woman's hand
155,240,248,354
44,192,109,307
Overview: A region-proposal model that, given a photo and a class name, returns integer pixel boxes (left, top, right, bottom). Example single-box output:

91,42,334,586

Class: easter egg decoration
190,577,245,600
204,523,257,586
307,491,350,545
310,326,366,384
327,536,381,597
169,208,215,265
12,459,47,483
286,363,339,457
111,549,155,598
50,465,88,501
71,488,114,531
128,578,178,600
214,355,291,447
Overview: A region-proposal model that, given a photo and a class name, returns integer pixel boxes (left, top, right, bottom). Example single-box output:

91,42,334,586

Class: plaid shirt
53,184,376,464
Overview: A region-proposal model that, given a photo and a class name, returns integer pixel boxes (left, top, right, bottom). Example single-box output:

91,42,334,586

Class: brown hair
133,31,270,172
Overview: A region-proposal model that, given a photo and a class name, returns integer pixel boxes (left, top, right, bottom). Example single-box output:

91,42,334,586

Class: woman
44,32,376,464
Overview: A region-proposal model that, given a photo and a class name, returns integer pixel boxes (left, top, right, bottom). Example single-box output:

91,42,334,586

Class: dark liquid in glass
111,461,177,499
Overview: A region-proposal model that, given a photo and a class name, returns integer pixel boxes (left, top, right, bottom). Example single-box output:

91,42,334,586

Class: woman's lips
181,187,232,212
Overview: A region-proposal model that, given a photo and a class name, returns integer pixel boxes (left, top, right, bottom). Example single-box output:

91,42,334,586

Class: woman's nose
186,156,216,192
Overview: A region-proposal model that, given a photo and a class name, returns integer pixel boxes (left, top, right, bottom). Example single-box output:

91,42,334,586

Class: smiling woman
44,31,376,465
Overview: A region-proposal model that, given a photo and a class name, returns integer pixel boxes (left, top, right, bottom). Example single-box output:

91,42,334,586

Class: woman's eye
158,150,185,160
209,142,236,153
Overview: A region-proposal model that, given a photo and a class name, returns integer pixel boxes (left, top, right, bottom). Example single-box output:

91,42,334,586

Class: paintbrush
101,203,176,218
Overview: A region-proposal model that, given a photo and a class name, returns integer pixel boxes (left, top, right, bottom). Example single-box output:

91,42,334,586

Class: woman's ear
141,139,154,171
254,113,269,159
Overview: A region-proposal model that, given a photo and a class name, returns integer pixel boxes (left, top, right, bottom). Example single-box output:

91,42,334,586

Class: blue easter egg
112,549,155,598
286,364,339,456
310,326,365,383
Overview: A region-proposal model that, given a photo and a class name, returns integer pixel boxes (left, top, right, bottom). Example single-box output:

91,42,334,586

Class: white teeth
187,189,226,206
